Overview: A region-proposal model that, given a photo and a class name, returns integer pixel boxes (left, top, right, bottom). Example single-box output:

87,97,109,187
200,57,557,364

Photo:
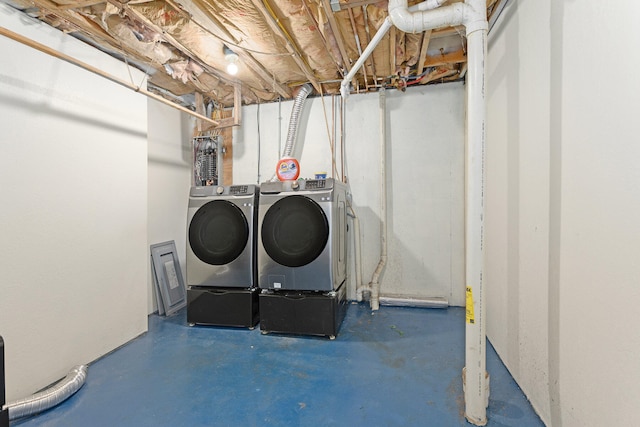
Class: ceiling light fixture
223,45,239,76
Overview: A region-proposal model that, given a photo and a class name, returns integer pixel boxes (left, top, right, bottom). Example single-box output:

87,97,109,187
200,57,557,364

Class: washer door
189,200,249,265
261,195,329,267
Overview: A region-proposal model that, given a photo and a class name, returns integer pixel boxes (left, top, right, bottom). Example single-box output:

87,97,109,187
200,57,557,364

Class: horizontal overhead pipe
339,0,452,99
340,17,392,99
0,26,220,127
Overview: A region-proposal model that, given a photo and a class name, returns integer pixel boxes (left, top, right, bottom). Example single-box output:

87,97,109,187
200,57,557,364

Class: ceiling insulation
2,0,507,111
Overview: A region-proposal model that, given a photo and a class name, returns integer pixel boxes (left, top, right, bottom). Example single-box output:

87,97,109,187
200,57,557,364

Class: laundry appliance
257,178,349,338
186,184,259,328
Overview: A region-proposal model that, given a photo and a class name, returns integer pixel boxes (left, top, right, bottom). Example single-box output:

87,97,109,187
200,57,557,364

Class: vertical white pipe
350,208,365,302
349,2,489,419
463,1,489,424
368,88,388,311
387,0,489,423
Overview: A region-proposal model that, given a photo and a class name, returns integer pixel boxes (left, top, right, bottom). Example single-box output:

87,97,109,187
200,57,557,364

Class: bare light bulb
223,45,239,76
226,62,239,75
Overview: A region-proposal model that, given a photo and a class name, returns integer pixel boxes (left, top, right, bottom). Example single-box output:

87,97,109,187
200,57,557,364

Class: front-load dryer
186,184,259,328
186,184,258,287
257,178,348,292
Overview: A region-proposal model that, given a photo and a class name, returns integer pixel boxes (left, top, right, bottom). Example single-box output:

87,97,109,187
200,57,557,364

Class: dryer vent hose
271,83,313,181
4,365,88,420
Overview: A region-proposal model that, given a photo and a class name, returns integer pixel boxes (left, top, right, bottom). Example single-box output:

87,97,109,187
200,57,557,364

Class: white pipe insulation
341,0,490,424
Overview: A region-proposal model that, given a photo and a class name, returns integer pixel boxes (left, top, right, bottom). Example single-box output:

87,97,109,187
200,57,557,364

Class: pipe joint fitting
464,19,488,36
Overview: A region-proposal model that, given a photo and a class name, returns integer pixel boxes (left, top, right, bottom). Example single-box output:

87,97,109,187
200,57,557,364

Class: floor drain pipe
3,365,88,420
368,88,388,311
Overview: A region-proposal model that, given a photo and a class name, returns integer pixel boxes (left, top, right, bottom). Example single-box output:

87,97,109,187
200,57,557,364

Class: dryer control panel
190,184,257,197
261,178,334,194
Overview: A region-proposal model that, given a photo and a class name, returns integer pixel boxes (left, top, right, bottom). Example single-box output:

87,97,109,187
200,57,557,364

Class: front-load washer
257,178,348,292
186,184,259,328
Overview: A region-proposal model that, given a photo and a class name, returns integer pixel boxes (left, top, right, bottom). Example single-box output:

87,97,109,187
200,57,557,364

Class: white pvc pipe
407,0,448,13
379,296,448,309
340,17,393,99
367,89,388,311
338,0,453,99
385,0,489,424
462,2,489,424
349,207,366,302
389,1,465,34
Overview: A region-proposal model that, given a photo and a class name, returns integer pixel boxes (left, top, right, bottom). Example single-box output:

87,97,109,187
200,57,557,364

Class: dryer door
189,200,249,265
261,195,329,267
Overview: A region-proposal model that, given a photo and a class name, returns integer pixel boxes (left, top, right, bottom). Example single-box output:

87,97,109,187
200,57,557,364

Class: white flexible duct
270,83,313,181
4,365,88,420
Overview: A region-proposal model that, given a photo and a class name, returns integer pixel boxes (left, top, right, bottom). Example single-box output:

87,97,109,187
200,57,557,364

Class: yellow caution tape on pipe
466,286,475,324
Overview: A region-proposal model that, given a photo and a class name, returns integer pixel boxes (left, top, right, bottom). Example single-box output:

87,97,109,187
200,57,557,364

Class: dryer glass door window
261,195,329,267
189,200,249,265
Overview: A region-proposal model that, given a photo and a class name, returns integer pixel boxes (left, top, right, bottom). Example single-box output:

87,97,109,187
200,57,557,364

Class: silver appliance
257,178,348,292
186,184,258,288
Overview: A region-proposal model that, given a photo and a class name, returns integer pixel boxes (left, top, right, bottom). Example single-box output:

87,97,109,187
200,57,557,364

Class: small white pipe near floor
349,207,367,302
357,0,487,424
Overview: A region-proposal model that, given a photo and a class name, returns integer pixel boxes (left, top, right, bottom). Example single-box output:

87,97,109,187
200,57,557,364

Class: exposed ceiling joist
4,0,504,107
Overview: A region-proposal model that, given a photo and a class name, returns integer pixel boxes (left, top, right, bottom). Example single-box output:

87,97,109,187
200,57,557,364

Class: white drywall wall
486,1,640,425
234,84,465,305
486,0,552,421
147,100,193,313
0,5,148,400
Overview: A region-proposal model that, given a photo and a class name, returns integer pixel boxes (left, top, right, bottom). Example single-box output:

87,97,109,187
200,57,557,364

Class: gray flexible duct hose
283,83,313,159
4,365,88,420
271,83,313,181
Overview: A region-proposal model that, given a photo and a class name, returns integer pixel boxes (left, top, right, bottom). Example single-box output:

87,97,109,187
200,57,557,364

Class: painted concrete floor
13,304,544,427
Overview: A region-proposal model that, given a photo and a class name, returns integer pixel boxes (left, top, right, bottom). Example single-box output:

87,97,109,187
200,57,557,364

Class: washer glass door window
261,195,329,267
189,200,249,265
